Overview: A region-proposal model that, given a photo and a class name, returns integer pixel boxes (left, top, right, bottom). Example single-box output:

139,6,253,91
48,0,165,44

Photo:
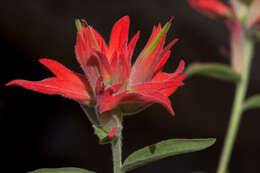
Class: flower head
6,16,186,138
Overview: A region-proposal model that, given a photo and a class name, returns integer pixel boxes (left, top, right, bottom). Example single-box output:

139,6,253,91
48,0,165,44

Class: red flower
188,0,231,18
6,16,186,118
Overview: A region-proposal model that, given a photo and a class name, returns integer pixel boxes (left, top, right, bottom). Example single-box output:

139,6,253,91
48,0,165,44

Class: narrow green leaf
122,138,216,172
28,167,95,173
185,63,241,82
243,94,260,111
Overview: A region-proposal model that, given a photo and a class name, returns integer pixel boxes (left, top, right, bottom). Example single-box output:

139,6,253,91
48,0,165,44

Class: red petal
150,60,186,96
152,60,186,81
153,50,171,75
127,31,140,64
150,38,179,77
107,83,124,94
151,72,186,96
93,50,113,82
132,70,185,97
110,51,119,73
75,31,88,68
6,78,91,100
174,60,186,76
131,79,184,92
95,76,104,96
90,26,108,54
110,47,131,84
108,16,130,58
116,48,131,83
98,91,126,114
75,25,104,72
75,32,107,89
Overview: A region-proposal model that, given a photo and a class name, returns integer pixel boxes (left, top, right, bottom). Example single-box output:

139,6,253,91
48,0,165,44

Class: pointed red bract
6,78,91,100
108,16,130,59
107,128,117,139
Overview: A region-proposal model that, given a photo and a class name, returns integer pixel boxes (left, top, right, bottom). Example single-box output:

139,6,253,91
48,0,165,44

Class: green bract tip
143,16,174,58
75,19,82,32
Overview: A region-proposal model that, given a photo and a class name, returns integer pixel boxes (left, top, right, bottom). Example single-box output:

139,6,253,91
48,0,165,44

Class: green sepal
28,167,95,173
75,19,82,32
80,105,121,144
243,94,260,111
185,63,241,82
97,108,122,136
93,125,115,144
121,138,216,172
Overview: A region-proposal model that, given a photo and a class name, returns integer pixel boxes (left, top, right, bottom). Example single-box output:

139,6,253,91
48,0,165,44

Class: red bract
188,0,231,18
6,16,186,118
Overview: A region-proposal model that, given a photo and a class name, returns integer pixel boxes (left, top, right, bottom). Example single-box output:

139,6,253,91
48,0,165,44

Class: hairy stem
112,126,123,173
216,37,253,173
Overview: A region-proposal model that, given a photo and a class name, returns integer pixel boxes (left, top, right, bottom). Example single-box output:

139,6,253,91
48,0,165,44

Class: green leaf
185,63,241,82
28,167,95,173
122,138,216,172
243,94,260,111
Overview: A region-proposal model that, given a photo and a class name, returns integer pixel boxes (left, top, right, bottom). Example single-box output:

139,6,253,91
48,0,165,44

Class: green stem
112,126,123,173
216,38,253,173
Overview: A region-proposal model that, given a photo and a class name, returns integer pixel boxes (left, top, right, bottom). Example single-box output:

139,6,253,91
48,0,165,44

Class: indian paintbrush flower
6,16,186,140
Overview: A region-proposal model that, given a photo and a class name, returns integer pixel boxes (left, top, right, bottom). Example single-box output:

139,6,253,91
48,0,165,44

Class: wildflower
6,16,186,138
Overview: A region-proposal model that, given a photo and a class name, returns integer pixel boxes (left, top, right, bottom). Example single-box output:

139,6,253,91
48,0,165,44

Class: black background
1,0,260,172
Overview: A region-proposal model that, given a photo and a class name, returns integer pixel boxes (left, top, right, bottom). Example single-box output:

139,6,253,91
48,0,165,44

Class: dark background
1,0,260,172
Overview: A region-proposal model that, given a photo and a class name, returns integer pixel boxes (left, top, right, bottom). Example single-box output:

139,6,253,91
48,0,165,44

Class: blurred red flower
188,0,231,18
